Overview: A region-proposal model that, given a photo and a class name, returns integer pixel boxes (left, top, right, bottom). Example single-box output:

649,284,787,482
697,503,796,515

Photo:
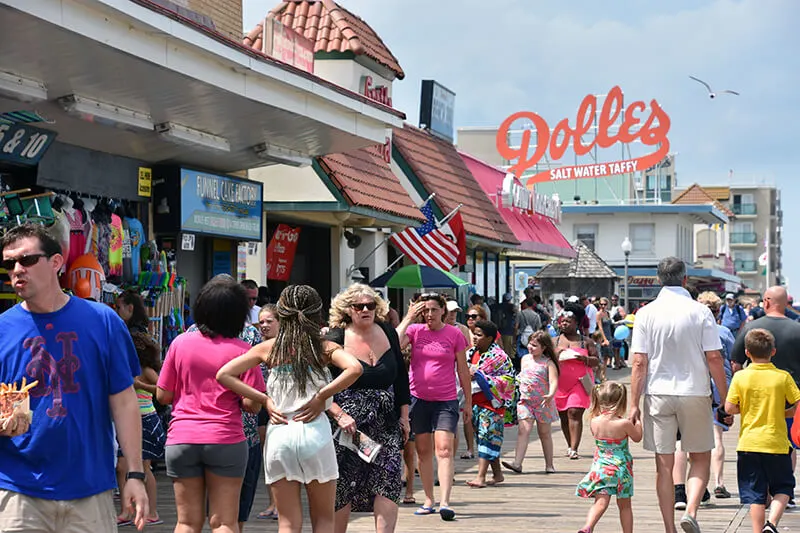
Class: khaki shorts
0,489,116,533
643,394,714,454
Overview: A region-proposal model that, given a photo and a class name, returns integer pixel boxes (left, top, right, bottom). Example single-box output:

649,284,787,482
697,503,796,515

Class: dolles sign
496,86,670,189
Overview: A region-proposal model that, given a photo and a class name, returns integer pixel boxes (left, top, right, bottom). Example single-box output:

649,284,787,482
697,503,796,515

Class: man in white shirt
628,257,729,533
241,279,261,325
581,295,598,335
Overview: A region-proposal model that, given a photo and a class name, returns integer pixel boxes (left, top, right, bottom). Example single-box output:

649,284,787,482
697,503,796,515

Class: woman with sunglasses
325,284,410,533
458,305,487,459
555,303,600,460
397,293,470,521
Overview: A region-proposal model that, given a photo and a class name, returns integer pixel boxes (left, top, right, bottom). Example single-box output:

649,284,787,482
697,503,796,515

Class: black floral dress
326,322,411,512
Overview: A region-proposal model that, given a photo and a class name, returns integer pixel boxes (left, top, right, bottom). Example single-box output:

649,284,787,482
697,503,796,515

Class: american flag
389,202,459,271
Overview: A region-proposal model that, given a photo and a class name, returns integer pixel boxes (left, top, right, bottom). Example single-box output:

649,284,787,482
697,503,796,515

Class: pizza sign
496,86,670,189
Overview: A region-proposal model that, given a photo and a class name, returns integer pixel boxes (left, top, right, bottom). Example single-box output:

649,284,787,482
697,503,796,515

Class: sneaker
788,498,796,509
701,488,711,506
762,521,778,533
680,514,700,533
674,484,687,511
714,486,731,499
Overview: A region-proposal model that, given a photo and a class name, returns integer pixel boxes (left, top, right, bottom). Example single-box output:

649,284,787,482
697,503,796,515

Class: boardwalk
139,368,800,532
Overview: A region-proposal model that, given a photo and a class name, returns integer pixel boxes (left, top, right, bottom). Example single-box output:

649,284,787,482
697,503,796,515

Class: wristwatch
125,471,146,482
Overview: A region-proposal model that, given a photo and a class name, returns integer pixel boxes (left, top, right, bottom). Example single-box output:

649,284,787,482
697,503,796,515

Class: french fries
0,378,38,422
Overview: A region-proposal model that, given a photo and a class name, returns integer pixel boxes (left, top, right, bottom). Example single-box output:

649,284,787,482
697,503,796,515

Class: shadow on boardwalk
140,368,800,532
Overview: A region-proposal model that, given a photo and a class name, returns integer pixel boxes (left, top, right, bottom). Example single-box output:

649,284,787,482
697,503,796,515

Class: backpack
720,304,746,324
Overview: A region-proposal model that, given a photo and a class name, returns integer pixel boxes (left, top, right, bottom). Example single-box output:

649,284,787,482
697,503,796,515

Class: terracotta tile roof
535,241,618,279
672,183,734,217
392,124,519,245
243,0,405,79
317,145,424,222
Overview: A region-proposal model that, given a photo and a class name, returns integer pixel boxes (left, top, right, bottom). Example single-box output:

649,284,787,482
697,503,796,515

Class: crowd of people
1,222,799,533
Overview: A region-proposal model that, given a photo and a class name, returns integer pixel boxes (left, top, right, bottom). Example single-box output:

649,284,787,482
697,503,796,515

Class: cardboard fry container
0,392,31,423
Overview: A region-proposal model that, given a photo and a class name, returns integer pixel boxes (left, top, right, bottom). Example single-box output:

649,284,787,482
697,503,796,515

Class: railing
732,203,757,215
730,231,757,244
734,260,758,272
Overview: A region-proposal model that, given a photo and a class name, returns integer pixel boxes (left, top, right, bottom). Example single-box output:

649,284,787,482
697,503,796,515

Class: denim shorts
165,441,248,478
238,444,263,522
410,396,459,435
737,451,795,504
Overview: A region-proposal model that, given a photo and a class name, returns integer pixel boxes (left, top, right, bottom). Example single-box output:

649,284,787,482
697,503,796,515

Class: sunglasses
419,292,441,300
466,314,481,320
561,311,576,318
1,253,51,271
351,302,377,312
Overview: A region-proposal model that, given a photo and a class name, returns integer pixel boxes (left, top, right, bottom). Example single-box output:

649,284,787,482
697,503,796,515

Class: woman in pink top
156,275,266,533
397,293,471,521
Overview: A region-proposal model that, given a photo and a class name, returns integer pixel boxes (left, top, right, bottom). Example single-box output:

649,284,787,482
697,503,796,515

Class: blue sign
180,169,263,241
0,123,57,165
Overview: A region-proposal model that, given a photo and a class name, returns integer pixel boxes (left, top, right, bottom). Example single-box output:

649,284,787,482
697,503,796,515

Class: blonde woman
326,284,410,533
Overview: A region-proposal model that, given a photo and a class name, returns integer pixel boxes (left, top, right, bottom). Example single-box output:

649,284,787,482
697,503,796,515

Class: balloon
624,314,635,327
74,278,92,299
614,325,630,341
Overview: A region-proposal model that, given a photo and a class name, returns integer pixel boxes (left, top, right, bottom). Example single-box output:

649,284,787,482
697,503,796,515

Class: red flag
440,212,466,266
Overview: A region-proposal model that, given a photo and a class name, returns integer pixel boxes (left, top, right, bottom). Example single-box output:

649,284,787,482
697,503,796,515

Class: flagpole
437,203,464,227
766,230,771,288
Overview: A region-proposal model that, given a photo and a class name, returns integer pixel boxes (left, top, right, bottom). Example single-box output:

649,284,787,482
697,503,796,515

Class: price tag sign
0,123,57,165
138,167,152,197
181,233,196,251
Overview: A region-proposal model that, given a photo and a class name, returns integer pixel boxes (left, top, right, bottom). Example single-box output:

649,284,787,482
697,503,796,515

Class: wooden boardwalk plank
139,368,800,532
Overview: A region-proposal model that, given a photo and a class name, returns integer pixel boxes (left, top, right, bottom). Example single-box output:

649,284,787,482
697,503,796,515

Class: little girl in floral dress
575,381,642,533
502,331,559,474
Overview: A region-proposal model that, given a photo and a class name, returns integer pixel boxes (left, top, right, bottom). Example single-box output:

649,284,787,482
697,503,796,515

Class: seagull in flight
689,76,740,99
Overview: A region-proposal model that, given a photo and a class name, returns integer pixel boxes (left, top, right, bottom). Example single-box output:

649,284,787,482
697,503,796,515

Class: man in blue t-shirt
719,293,747,335
0,224,148,531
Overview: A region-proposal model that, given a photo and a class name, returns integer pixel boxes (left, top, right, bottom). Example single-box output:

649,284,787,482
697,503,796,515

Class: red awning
460,152,575,259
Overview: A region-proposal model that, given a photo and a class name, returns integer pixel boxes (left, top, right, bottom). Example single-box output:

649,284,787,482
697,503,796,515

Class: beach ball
614,325,630,341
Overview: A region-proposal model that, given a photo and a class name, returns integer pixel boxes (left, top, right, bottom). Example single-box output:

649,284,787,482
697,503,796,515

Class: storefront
0,0,401,342
459,152,574,302
615,267,742,309
151,168,263,301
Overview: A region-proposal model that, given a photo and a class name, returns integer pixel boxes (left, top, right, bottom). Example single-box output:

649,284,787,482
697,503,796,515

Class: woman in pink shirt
397,293,471,521
156,275,266,533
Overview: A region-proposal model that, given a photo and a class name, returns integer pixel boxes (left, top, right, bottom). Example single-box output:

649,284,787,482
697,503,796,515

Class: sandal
257,509,277,520
546,467,556,474
569,449,580,460
116,517,132,527
465,480,486,488
146,517,164,526
402,496,416,505
501,460,522,474
414,505,436,515
460,452,474,459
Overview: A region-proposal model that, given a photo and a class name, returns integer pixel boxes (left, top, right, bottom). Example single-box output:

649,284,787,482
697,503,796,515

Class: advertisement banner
180,169,263,241
266,224,301,282
496,86,671,189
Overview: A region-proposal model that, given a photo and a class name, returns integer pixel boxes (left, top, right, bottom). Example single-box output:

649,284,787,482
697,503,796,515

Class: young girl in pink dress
503,330,559,474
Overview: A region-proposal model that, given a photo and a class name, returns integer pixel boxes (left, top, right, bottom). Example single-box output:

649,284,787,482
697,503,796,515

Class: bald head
764,286,788,315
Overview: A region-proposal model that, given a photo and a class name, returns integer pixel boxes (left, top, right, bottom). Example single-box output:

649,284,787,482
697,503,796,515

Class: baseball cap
502,292,513,302
446,300,462,312
725,293,734,300
567,295,580,303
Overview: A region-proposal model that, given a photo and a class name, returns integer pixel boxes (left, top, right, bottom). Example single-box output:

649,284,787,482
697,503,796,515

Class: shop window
629,223,655,255
574,224,597,251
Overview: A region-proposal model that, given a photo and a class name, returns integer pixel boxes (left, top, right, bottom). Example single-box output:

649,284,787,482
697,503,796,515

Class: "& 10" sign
0,123,57,165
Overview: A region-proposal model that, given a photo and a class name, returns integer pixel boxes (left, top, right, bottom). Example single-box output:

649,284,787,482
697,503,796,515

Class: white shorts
264,414,338,485
643,394,714,455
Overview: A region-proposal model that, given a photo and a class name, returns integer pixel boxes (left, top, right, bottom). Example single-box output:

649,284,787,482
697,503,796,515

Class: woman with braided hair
217,284,363,533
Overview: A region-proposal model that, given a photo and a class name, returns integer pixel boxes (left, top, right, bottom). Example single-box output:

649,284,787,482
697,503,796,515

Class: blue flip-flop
414,506,436,516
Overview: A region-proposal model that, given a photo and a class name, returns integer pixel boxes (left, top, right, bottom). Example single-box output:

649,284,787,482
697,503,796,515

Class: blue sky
243,0,799,289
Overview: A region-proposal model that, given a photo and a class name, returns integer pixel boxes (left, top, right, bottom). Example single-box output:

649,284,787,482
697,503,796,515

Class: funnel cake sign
496,86,670,189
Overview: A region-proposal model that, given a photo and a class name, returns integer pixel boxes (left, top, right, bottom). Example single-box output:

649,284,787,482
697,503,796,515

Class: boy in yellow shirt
725,328,800,533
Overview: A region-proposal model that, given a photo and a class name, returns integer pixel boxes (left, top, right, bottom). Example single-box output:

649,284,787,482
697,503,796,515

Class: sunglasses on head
466,313,480,320
419,292,440,301
351,302,377,312
562,311,575,318
1,253,51,271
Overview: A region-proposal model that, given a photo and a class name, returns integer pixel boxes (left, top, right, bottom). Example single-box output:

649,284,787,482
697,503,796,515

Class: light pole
621,237,632,313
